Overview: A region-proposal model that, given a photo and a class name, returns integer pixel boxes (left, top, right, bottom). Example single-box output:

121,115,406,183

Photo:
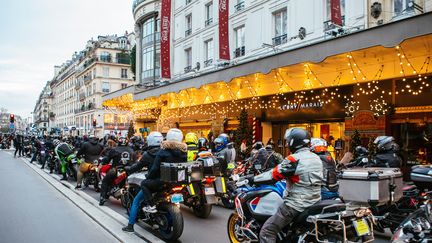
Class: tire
193,202,212,218
227,213,245,243
157,203,184,241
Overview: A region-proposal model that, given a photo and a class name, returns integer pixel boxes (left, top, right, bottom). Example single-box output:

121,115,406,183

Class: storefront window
392,123,432,165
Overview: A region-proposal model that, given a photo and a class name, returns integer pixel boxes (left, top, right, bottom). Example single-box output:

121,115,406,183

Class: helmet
185,132,198,145
198,138,209,151
253,141,264,150
310,138,328,153
130,135,139,143
217,133,229,146
355,146,368,155
374,136,396,152
166,128,183,142
147,132,164,147
284,128,311,153
53,139,60,147
118,136,128,146
214,137,226,152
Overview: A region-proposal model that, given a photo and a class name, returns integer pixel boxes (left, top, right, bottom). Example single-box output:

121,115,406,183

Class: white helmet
166,128,183,142
147,132,164,147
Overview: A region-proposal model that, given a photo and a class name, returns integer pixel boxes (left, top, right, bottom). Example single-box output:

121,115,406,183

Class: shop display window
392,123,432,165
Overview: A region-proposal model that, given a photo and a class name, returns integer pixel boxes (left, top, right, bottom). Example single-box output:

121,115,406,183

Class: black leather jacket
373,151,402,168
76,138,104,163
102,145,136,168
127,146,160,175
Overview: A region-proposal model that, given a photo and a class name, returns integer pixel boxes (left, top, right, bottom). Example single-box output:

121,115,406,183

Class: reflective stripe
221,177,226,193
189,183,195,195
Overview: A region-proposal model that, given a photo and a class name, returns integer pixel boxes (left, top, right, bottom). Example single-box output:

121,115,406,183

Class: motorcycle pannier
161,163,189,184
338,167,403,206
410,165,432,190
197,156,221,176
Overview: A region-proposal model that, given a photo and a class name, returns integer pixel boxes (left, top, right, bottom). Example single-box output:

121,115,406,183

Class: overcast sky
0,0,135,119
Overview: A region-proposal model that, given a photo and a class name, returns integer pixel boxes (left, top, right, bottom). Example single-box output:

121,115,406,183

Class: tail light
204,177,216,184
172,185,184,193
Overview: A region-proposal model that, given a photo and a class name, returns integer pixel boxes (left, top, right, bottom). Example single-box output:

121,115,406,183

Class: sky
0,0,135,119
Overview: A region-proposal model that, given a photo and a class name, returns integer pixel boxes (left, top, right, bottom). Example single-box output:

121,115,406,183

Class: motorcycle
98,163,128,208
66,154,78,181
392,197,432,242
79,159,100,191
126,171,184,241
227,176,375,243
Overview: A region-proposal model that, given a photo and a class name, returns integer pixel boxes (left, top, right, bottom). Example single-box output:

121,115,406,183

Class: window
121,83,128,89
93,68,96,78
273,9,287,45
234,0,245,12
93,83,96,94
326,0,345,21
119,38,127,49
103,67,109,77
393,0,410,15
186,0,192,4
102,82,110,93
100,52,111,62
205,2,213,26
142,17,158,45
204,39,214,66
121,68,128,78
235,26,245,48
185,48,192,72
185,14,192,36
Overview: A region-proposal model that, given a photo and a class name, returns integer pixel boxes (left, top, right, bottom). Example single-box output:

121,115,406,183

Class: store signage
280,101,324,111
330,0,343,26
219,0,230,60
160,0,171,79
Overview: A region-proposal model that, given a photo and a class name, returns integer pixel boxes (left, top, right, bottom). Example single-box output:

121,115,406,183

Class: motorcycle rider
185,132,199,161
310,138,339,200
75,135,104,189
214,133,236,174
249,141,269,171
99,136,136,206
122,131,164,232
373,136,402,168
139,128,187,213
54,138,75,180
13,134,23,158
259,128,323,243
40,136,55,171
263,144,284,170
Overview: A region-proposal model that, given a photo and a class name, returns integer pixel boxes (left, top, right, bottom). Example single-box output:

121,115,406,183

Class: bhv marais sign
280,101,324,111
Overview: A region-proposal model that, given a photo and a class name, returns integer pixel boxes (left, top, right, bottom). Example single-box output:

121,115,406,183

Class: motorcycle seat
294,200,345,224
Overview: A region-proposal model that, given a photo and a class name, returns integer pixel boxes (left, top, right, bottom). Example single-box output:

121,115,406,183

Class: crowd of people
3,127,404,242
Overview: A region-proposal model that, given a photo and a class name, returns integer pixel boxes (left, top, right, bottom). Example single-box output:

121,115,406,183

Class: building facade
106,1,432,167
45,33,136,137
33,81,53,134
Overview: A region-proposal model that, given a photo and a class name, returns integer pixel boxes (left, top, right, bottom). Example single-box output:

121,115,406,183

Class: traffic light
92,118,97,127
10,114,14,123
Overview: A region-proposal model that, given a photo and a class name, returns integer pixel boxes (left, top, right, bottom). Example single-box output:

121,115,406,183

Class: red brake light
172,186,184,192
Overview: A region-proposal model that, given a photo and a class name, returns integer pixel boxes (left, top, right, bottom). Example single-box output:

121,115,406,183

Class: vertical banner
218,0,230,60
160,0,171,79
330,0,342,26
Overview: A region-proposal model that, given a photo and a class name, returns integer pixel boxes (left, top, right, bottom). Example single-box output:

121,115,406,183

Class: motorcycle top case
197,156,221,176
161,162,203,184
338,167,403,206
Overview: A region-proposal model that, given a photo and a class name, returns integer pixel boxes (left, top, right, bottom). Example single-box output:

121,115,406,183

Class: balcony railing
83,75,92,83
205,18,213,26
324,15,345,31
185,0,192,5
272,34,288,46
234,46,245,58
234,2,245,12
204,59,213,67
185,29,192,37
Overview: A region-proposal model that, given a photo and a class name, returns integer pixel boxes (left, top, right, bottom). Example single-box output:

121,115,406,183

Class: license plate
40,151,45,155
204,187,216,195
353,218,370,236
171,194,184,203
254,164,262,170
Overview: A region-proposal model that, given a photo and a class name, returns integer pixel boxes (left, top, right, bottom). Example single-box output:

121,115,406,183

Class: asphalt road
2,149,392,243
0,150,119,243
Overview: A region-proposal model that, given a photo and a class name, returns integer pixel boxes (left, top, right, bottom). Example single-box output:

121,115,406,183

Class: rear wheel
192,202,212,218
227,213,245,243
157,203,184,241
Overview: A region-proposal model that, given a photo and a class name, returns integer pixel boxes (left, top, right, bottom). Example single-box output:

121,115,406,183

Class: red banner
330,0,342,26
218,0,230,61
160,0,171,79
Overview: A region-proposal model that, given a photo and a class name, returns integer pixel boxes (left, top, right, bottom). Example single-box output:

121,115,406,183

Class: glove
124,166,131,176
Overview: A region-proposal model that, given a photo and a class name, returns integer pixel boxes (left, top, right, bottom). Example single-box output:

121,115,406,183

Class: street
0,150,119,243
0,150,392,243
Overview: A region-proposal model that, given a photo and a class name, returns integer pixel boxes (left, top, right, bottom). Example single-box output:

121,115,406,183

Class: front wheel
157,203,184,241
192,202,212,218
227,213,245,243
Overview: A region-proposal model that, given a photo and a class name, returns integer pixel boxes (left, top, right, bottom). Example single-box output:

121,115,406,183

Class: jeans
128,190,145,225
259,203,300,243
30,150,38,163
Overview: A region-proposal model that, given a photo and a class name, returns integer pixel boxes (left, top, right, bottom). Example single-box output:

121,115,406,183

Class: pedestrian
240,139,247,159
266,138,275,147
13,134,22,158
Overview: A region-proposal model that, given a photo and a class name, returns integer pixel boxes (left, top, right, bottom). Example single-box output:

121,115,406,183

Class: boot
60,174,67,181
99,197,107,206
122,224,134,232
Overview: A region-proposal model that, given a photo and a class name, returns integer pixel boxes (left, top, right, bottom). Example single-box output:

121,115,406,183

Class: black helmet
118,137,128,146
284,128,311,153
253,141,264,150
374,136,397,152
355,146,368,156
198,138,208,151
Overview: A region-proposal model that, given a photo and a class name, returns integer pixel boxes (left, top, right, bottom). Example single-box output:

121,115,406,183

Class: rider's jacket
55,143,74,160
76,138,104,163
373,151,402,168
102,145,136,168
127,146,160,174
187,145,199,162
272,147,323,212
317,152,338,192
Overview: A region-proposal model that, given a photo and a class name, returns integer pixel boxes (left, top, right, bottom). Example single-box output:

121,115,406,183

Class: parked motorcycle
98,163,128,208
126,171,184,241
79,158,100,191
392,200,432,242
227,177,375,243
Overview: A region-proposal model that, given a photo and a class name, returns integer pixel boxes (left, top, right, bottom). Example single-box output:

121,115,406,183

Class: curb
13,153,164,243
